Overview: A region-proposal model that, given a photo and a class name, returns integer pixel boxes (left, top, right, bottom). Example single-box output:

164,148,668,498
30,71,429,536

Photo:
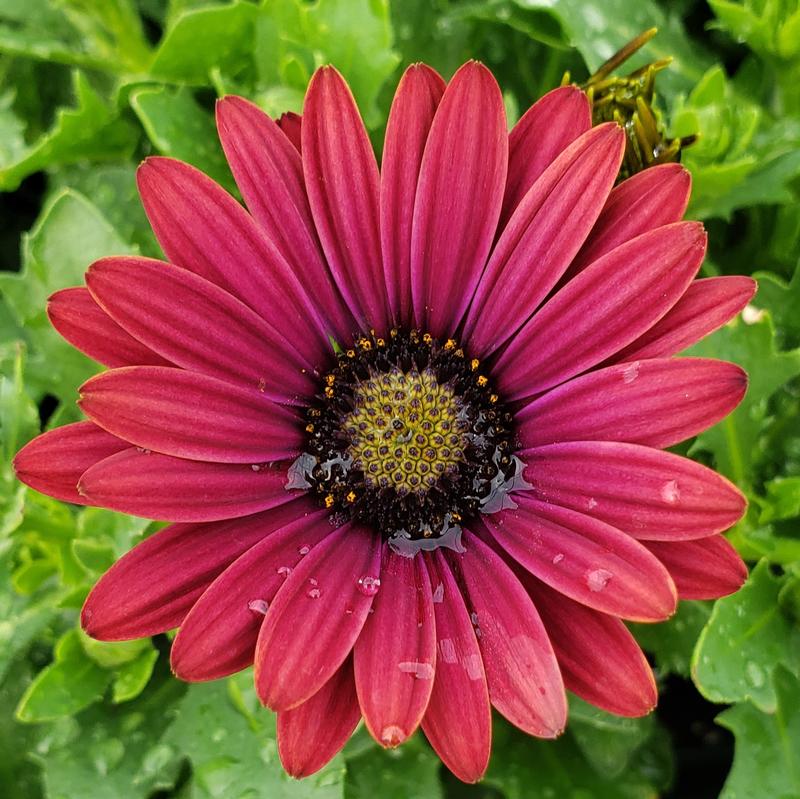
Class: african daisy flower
14,61,754,782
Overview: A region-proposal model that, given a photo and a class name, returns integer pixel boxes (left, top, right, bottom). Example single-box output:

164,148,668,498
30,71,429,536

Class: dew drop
621,361,640,384
298,545,310,556
432,582,445,603
587,497,598,510
307,588,321,599
251,464,261,472
660,479,681,504
380,725,405,747
586,568,613,592
439,638,457,663
247,599,269,615
276,565,292,578
398,661,434,680
309,578,318,586
357,575,381,596
746,661,765,688
552,553,564,565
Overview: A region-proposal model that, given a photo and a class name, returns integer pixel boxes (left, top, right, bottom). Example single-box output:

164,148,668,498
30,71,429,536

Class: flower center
287,330,526,554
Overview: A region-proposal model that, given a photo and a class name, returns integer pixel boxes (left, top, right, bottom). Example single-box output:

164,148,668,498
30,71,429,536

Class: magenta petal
277,111,302,152
302,66,389,331
644,536,747,600
522,441,747,540
86,256,315,405
565,163,692,280
501,85,591,228
81,499,316,640
216,97,354,345
136,157,331,365
611,276,758,362
354,545,436,747
411,61,508,338
463,123,625,356
79,366,303,463
170,508,330,680
526,578,657,717
13,422,128,505
78,449,300,522
517,357,748,449
452,532,566,736
380,64,446,325
485,496,676,621
496,221,707,400
420,551,491,784
277,658,361,778
47,287,170,368
255,523,381,711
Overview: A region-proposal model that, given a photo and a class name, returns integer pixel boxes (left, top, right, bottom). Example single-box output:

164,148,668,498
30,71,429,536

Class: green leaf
79,629,151,669
32,671,185,799
130,85,235,191
149,0,260,83
345,735,443,799
759,476,800,523
484,714,671,799
692,560,800,713
0,70,138,191
717,667,800,799
254,0,400,127
0,189,132,402
111,646,160,703
687,314,800,488
163,672,345,798
753,263,800,350
16,629,112,722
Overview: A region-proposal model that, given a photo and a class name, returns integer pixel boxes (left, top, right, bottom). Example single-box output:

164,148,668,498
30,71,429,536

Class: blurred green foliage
1,1,800,797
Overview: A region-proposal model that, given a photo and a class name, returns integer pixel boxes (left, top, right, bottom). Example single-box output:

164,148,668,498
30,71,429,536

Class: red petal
611,276,757,362
644,535,747,600
137,157,330,365
565,163,692,280
354,546,436,747
486,497,676,621
501,85,591,227
302,66,389,331
411,61,507,338
517,357,747,449
47,287,170,368
79,366,303,463
13,421,128,505
255,523,381,710
380,64,446,325
420,551,491,784
522,441,747,540
496,222,707,401
277,658,361,777
216,96,354,346
78,449,300,522
464,123,624,357
453,532,566,736
277,111,302,152
81,499,317,640
526,578,657,717
170,508,330,680
87,256,316,405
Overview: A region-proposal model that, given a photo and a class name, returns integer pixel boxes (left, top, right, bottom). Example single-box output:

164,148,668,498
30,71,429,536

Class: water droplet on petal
357,575,381,596
307,588,321,599
432,582,445,603
621,361,640,383
552,553,564,565
398,661,434,680
247,599,269,615
298,545,310,556
380,724,405,747
309,577,318,586
586,497,598,510
276,565,292,578
587,568,613,592
660,479,681,504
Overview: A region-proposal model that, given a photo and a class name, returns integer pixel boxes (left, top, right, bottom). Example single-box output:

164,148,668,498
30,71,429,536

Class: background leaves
1,1,800,798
